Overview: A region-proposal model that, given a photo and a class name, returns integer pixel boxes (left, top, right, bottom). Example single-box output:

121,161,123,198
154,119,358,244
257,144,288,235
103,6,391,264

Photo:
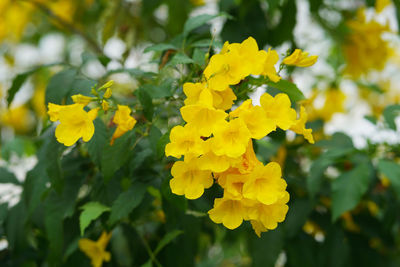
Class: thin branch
23,0,104,55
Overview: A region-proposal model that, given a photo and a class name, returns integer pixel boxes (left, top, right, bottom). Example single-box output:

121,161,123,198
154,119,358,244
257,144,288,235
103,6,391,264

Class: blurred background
1,0,400,266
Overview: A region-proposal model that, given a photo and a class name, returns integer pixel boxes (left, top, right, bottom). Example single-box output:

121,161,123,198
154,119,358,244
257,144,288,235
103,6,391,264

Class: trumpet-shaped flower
165,124,205,159
242,162,287,205
227,37,267,75
79,231,112,267
211,87,237,111
208,197,246,229
247,192,289,233
180,104,227,137
231,100,276,139
197,151,232,173
111,105,137,145
260,93,297,130
211,118,251,158
204,49,248,91
54,104,98,146
282,49,318,67
169,159,213,199
290,106,314,144
261,48,281,82
47,103,64,122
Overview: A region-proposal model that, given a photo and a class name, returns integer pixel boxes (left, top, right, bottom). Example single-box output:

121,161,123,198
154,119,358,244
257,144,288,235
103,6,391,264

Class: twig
22,0,104,55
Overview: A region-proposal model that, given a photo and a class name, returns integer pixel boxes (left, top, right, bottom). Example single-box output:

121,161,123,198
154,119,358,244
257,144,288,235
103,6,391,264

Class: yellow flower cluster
165,37,315,236
343,9,393,77
47,83,136,147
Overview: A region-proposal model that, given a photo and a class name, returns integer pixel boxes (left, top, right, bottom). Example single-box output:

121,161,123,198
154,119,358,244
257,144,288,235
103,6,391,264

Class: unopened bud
71,94,93,106
103,88,112,99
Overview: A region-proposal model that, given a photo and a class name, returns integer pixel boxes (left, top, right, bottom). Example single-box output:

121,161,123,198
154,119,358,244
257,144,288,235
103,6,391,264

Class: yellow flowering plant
2,1,400,267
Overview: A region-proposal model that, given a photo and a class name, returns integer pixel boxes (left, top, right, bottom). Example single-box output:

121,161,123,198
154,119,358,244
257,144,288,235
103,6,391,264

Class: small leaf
165,53,194,67
267,80,305,102
79,202,110,236
45,69,77,105
7,72,32,106
307,147,354,197
331,163,372,221
137,88,154,121
87,119,108,166
192,48,206,66
154,230,184,255
101,131,134,181
0,167,20,185
183,14,219,36
383,104,400,130
378,159,400,197
108,182,147,225
144,43,177,53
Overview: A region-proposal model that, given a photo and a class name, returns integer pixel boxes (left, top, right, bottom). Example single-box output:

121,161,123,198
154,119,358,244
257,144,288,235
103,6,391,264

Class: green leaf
154,230,184,255
79,202,111,236
378,159,400,197
307,147,354,197
137,88,154,121
192,48,206,66
108,182,147,225
144,43,177,53
101,131,134,181
0,167,20,185
331,163,372,221
140,83,173,99
249,227,284,267
267,80,305,102
87,119,108,166
183,14,219,36
165,53,194,67
383,104,400,130
7,72,32,106
45,69,77,105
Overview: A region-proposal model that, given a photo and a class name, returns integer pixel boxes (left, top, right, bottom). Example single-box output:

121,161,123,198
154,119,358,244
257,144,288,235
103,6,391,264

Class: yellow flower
197,150,232,173
230,99,276,139
183,82,237,111
290,106,314,144
211,87,237,111
260,93,297,130
204,49,248,91
101,100,109,111
71,94,94,106
53,104,98,146
217,170,248,200
343,9,392,77
226,37,267,76
247,192,289,232
79,231,112,267
211,118,251,158
165,124,205,159
180,104,227,137
47,103,64,122
103,88,112,99
318,89,346,121
110,105,137,145
242,162,287,205
169,159,213,199
32,86,47,118
1,105,33,133
375,0,391,13
231,140,262,174
208,197,246,229
260,48,281,82
282,49,318,67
